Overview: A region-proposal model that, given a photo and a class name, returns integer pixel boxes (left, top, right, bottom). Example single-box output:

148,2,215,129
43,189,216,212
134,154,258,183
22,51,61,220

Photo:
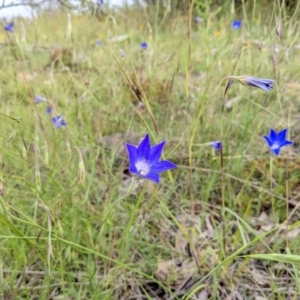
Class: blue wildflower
210,141,222,151
34,95,46,103
263,128,292,156
4,22,14,33
125,133,177,183
140,42,148,50
232,20,242,29
97,0,104,5
52,116,67,129
45,107,52,115
96,40,102,46
236,76,275,92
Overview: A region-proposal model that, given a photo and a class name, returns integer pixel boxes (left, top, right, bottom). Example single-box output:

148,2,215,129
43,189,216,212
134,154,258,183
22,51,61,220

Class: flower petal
45,107,52,114
251,81,272,91
263,135,273,148
252,78,275,83
140,42,148,50
143,172,160,183
126,144,138,170
148,141,166,162
269,129,277,142
137,134,151,158
52,116,59,128
232,20,242,29
280,140,293,148
271,147,280,156
277,128,288,142
129,165,138,174
210,141,222,151
150,160,177,173
4,22,14,33
244,77,274,91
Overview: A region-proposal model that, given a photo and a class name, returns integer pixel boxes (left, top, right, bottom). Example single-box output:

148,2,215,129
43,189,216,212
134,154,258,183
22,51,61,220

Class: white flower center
271,142,280,150
135,159,150,176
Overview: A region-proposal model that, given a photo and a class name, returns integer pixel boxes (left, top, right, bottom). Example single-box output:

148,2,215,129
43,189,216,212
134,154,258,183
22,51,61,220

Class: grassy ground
2,1,300,299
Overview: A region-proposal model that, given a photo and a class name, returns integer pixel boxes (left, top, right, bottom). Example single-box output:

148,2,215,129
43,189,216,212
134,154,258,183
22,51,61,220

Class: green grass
2,1,300,299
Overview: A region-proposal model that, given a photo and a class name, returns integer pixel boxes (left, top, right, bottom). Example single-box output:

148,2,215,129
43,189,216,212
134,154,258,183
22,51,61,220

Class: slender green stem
252,0,257,25
285,147,290,250
120,180,147,258
270,155,275,222
220,146,226,258
99,177,136,228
